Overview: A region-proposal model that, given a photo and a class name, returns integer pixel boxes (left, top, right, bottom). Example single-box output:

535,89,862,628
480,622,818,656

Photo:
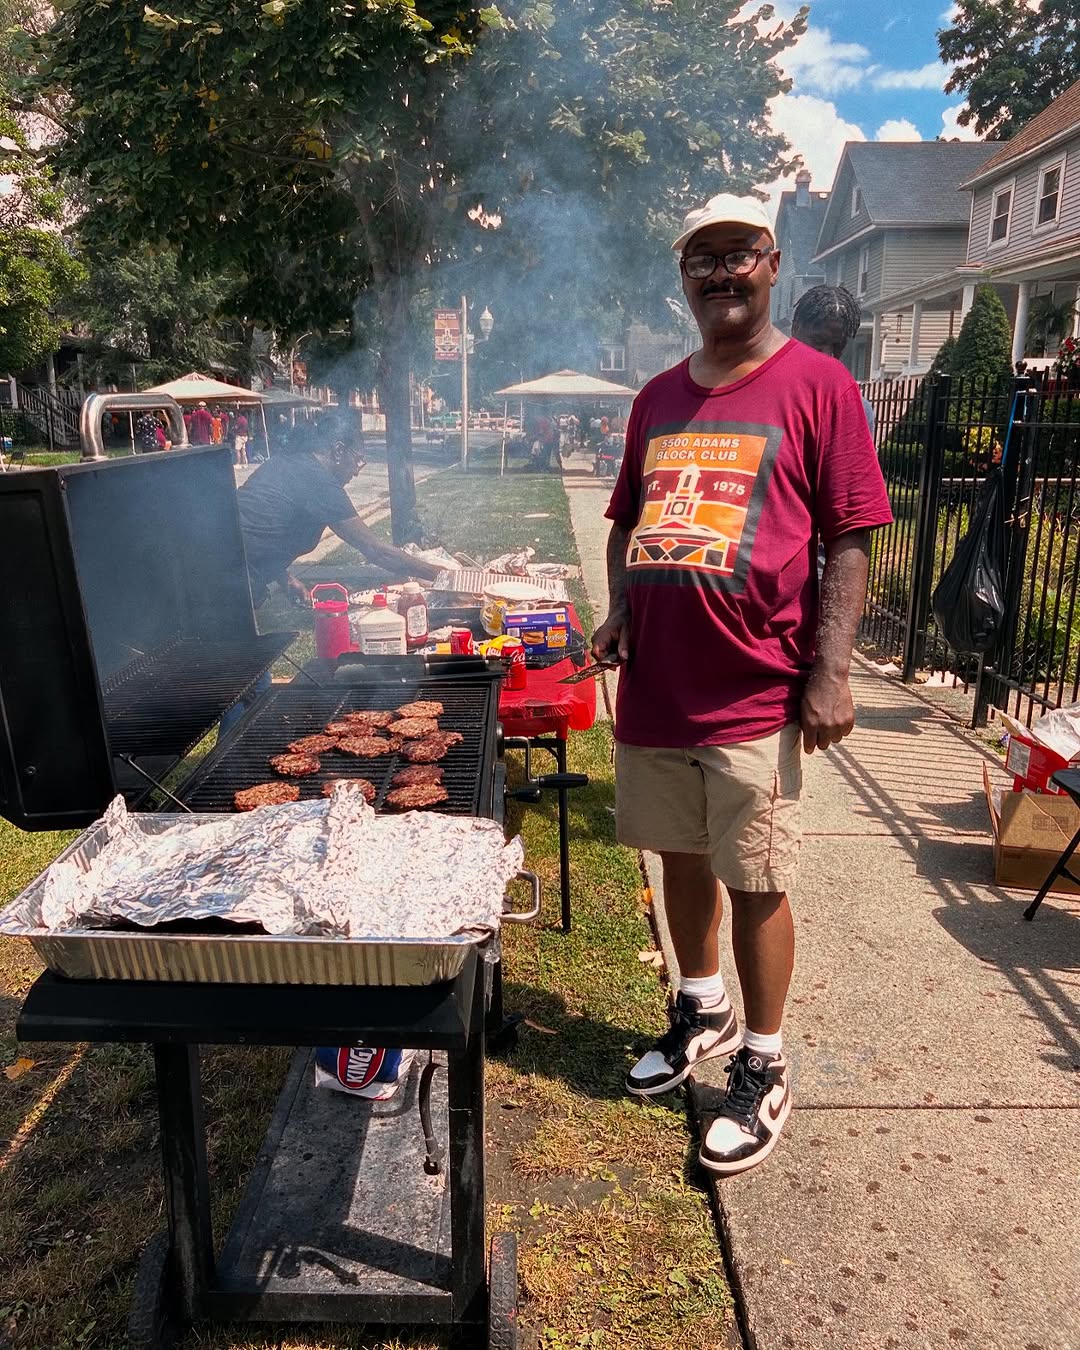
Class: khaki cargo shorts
614,724,803,893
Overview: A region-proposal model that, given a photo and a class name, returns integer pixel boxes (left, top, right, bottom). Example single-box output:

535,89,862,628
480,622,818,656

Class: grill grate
176,677,499,817
103,635,295,758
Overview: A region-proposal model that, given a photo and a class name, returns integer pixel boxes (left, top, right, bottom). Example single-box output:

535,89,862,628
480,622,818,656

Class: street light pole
460,294,470,470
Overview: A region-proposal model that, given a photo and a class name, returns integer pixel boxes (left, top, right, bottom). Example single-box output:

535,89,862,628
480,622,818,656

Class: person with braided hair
792,285,876,442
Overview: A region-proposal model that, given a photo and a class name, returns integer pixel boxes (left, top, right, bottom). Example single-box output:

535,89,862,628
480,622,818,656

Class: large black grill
176,673,502,817
104,634,294,757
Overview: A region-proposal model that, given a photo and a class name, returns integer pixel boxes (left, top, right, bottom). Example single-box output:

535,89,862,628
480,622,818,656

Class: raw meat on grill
396,700,444,720
391,765,444,788
385,784,449,811
386,717,439,740
402,731,464,763
234,781,301,811
287,733,340,754
269,752,321,777
335,734,397,758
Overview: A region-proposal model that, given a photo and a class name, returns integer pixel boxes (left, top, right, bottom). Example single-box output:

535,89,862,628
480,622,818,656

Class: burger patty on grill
234,781,301,811
325,720,362,737
396,700,444,720
386,717,439,739
391,765,444,787
343,709,396,728
269,752,322,777
402,731,463,763
335,734,397,758
385,783,449,810
287,733,339,754
321,777,376,802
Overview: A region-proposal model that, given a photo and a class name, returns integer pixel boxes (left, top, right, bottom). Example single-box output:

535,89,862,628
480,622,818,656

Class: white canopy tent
491,369,638,474
142,371,270,448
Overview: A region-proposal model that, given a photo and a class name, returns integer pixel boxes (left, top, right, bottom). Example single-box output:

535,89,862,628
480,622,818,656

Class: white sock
679,973,727,1009
742,1027,783,1057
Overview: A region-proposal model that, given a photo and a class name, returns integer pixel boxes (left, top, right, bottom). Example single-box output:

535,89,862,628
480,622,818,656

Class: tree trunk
376,273,421,545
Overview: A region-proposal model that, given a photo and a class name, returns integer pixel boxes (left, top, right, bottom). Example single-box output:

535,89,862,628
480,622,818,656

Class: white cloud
940,102,983,141
759,93,866,220
938,3,959,23
872,61,949,91
779,27,874,96
875,118,922,141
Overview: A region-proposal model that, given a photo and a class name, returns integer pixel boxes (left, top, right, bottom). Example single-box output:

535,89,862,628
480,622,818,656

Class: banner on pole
434,310,462,361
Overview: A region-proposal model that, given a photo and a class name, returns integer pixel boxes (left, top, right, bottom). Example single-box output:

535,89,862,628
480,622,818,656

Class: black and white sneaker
626,991,741,1097
699,1046,791,1176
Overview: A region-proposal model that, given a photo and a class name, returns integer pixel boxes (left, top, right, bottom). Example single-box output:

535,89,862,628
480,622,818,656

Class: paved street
565,466,1080,1350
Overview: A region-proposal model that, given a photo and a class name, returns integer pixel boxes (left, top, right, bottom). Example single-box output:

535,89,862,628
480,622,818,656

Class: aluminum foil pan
0,793,536,987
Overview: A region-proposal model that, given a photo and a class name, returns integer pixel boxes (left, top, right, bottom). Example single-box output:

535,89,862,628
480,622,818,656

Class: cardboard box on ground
982,764,1080,895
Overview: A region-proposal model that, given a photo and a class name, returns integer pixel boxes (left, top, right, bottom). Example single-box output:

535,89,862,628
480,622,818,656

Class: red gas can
311,583,353,660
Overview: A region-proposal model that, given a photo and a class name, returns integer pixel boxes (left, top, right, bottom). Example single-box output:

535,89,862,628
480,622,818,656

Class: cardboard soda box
502,606,570,655
1000,707,1080,794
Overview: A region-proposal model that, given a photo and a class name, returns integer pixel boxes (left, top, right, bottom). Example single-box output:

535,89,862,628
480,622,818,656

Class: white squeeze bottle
358,592,407,655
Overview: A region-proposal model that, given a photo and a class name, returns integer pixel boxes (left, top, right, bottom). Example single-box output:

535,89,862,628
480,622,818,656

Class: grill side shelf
174,679,499,818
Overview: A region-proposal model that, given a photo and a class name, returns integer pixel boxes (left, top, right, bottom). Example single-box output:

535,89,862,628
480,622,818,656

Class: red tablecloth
498,605,599,739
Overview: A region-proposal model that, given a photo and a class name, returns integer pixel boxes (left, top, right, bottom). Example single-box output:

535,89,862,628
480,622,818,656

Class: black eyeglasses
680,248,774,280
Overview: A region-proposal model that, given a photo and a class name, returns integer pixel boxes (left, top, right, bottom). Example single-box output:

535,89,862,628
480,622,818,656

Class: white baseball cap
672,193,775,253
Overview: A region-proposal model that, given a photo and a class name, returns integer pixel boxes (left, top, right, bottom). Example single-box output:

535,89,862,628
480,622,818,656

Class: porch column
1012,281,1034,367
870,311,883,379
961,283,976,319
1073,282,1080,339
45,352,58,400
908,301,923,368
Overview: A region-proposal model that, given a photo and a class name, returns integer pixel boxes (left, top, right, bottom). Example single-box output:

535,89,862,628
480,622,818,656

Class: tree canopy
938,0,1080,140
0,88,83,376
37,0,805,535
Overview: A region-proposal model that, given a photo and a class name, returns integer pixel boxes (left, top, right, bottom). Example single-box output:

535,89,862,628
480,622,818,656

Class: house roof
775,190,829,270
844,141,1000,224
960,79,1080,186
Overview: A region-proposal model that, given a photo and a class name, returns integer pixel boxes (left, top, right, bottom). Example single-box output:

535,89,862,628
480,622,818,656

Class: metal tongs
558,658,620,684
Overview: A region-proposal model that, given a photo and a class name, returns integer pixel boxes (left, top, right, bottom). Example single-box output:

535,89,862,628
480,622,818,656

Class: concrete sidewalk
565,472,1080,1350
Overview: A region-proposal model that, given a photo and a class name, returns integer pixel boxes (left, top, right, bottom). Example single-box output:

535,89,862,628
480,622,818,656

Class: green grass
0,467,731,1349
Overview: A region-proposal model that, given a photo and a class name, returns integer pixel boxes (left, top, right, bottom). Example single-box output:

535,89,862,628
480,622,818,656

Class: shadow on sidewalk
828,733,1080,1078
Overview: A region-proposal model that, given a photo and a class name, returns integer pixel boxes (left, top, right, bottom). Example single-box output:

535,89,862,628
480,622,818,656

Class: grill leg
554,737,572,933
448,960,486,1326
153,1044,214,1322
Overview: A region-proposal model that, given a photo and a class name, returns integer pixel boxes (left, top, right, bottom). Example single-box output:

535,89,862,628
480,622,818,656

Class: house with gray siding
812,141,1000,378
958,78,1080,367
773,168,830,333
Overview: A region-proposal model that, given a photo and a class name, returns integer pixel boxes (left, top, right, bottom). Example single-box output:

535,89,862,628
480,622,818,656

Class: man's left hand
800,669,855,754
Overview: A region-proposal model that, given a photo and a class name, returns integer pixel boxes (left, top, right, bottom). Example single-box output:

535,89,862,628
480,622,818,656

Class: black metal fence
860,371,1080,727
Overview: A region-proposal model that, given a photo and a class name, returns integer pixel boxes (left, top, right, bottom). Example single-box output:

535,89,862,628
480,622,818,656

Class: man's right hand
591,610,631,664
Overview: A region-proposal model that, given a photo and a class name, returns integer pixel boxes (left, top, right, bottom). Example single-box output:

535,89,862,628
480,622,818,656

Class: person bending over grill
237,423,438,606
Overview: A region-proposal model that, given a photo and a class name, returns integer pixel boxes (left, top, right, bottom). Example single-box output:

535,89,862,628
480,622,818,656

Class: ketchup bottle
398,582,429,650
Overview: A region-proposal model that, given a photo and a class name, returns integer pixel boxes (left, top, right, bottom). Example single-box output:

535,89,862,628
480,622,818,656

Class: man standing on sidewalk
592,194,891,1175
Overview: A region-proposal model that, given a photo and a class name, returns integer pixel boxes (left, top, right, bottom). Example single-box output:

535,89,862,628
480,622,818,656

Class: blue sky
761,0,974,213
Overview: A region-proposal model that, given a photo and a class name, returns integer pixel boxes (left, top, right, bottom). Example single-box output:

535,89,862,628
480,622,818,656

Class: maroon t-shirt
605,340,892,747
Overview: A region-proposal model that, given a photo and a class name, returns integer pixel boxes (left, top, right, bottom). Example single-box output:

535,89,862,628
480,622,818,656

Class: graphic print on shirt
626,420,784,593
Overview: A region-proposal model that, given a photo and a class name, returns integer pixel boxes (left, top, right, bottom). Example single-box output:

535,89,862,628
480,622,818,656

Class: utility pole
460,294,470,470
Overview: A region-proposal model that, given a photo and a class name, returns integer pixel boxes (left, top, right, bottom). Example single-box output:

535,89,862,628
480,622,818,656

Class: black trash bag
930,466,1007,655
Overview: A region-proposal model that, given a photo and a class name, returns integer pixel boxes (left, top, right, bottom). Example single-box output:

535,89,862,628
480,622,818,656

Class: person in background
233,410,250,466
237,422,438,607
791,285,876,444
592,194,891,1176
134,410,163,453
189,400,214,445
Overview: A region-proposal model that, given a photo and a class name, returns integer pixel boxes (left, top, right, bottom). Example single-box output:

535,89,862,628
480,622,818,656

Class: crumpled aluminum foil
2,789,524,941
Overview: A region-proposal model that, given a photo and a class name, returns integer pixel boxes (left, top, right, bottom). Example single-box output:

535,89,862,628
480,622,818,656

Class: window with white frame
1035,159,1064,228
858,245,870,296
989,184,1012,244
851,185,863,217
599,344,626,372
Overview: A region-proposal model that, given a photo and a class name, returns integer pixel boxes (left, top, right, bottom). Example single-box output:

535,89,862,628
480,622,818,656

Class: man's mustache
701,281,745,298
